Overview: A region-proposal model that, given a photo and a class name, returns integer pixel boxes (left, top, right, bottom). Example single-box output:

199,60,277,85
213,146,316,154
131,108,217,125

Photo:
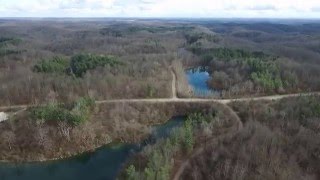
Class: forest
121,102,239,180
1,20,320,103
182,22,320,97
0,19,320,180
179,96,320,180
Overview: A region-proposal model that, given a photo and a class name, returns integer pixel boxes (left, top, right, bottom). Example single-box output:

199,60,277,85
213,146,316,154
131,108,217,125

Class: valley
0,19,320,180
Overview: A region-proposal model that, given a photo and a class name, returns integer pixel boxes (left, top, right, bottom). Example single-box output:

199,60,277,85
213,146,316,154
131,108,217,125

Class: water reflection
186,66,217,97
0,117,185,180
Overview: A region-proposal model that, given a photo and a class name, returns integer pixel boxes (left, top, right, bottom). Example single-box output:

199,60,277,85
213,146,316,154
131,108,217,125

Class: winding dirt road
172,103,243,180
96,92,320,104
0,92,319,111
0,69,319,179
0,70,319,110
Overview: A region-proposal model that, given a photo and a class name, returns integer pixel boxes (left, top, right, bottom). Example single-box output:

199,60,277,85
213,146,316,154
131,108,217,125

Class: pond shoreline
185,66,220,97
0,117,185,180
0,140,113,163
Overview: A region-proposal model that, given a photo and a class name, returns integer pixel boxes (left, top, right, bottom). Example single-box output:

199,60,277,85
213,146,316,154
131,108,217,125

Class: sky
1,0,320,18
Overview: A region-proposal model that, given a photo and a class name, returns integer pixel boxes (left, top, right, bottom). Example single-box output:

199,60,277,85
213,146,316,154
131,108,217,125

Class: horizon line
1,17,320,20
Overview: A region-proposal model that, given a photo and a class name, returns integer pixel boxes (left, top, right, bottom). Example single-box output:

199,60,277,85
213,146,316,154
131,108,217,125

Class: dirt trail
1,93,319,111
0,69,319,122
0,69,319,111
96,92,320,104
172,104,243,180
0,69,319,177
171,70,178,99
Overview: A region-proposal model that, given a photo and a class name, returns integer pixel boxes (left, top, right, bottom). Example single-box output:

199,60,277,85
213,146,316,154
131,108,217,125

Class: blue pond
186,67,215,96
0,117,185,180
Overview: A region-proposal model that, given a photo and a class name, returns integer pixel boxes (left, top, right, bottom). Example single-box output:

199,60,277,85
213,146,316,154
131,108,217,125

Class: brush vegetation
30,97,95,126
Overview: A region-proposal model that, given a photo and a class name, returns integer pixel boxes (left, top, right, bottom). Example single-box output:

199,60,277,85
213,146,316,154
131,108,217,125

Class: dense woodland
1,20,320,103
0,20,185,105
0,101,232,161
180,96,320,180
121,103,239,180
181,22,320,97
118,96,320,180
1,19,320,180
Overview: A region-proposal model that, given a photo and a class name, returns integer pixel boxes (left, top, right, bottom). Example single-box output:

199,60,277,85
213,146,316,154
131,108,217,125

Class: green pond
0,117,185,180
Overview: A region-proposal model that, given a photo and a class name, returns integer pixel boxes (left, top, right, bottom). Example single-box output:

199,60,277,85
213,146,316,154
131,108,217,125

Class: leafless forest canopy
180,96,320,180
1,19,320,104
0,19,320,179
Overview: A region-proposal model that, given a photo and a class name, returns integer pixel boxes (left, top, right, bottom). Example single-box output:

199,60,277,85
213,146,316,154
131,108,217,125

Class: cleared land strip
1,92,320,111
1,70,319,110
171,70,178,99
97,92,320,104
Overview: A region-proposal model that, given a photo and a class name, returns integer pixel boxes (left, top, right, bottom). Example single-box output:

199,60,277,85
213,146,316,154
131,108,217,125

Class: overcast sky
1,0,320,18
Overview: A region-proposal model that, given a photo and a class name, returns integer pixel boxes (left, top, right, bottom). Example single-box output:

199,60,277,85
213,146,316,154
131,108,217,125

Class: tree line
33,54,123,77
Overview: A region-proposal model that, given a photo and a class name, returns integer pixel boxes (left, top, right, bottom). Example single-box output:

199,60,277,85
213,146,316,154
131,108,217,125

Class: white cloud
0,0,320,18
311,6,320,12
246,4,276,11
